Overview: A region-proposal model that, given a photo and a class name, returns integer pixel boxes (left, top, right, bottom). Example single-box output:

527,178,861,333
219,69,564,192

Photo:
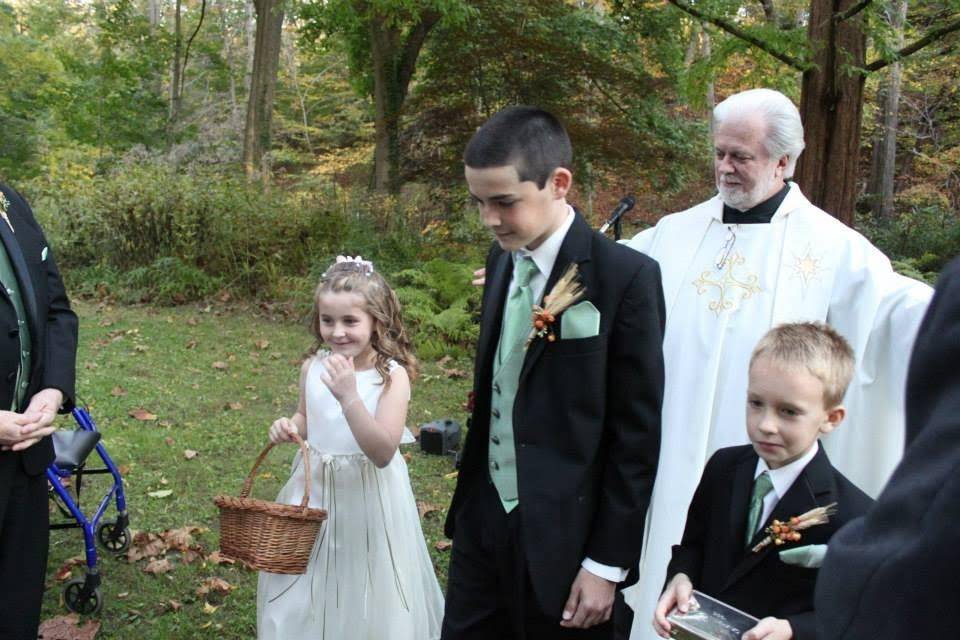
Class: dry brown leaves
128,408,157,421
436,356,468,379
52,556,85,583
38,614,100,640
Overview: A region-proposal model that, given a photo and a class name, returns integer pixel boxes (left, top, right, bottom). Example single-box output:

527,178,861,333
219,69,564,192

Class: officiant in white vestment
620,89,933,640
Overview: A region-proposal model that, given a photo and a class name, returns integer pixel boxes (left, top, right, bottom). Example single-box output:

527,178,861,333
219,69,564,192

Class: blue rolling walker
47,406,130,615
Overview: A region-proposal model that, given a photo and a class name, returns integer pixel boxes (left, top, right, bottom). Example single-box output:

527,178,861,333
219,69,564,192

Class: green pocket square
561,301,600,340
779,544,827,568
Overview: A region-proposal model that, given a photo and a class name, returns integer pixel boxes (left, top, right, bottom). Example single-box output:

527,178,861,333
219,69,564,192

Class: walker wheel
63,578,103,615
96,519,131,554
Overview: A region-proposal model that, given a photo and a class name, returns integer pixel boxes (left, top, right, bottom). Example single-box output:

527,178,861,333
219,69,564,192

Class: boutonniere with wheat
0,192,11,232
751,502,837,553
525,263,585,347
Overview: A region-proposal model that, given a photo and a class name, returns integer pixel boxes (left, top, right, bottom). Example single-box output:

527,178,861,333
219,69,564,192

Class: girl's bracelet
341,396,362,413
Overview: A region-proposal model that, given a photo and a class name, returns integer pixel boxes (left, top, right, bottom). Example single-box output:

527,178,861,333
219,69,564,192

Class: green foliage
857,200,960,280
28,161,350,300
405,0,703,197
392,258,481,358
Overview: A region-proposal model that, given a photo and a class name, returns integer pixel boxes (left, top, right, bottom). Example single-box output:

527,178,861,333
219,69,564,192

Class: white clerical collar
515,205,575,278
754,440,819,500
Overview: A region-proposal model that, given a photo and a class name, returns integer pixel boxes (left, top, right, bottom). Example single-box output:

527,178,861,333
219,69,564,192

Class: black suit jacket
815,257,960,639
0,184,78,485
445,211,665,616
667,445,872,640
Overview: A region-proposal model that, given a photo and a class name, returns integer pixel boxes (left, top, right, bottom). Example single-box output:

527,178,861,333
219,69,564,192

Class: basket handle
240,433,312,511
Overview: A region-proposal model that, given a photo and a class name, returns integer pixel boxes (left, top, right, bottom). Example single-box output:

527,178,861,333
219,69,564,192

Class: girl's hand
268,417,299,444
319,354,359,404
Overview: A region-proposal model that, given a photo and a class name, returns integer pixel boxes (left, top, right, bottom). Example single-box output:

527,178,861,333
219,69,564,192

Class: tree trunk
243,0,285,181
168,0,183,148
795,0,867,227
866,0,907,221
367,7,440,193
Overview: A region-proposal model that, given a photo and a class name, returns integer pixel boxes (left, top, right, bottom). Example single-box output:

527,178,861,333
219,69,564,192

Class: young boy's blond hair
750,322,855,407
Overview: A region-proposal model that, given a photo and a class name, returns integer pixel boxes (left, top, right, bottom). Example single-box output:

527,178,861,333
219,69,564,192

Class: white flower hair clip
327,255,375,277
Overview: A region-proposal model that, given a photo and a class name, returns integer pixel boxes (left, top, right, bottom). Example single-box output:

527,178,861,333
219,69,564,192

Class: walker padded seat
52,430,102,471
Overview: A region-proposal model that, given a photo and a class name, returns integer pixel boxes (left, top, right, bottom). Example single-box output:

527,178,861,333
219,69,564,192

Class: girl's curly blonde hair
309,261,418,386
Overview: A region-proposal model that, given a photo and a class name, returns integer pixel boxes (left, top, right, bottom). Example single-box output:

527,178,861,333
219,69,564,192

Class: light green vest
488,335,526,513
0,241,31,410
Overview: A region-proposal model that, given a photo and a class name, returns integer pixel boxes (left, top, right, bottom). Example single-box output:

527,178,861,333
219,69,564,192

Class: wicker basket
213,433,327,574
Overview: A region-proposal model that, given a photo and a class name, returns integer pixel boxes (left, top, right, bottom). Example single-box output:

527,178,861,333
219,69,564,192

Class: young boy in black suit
442,107,665,639
653,322,872,640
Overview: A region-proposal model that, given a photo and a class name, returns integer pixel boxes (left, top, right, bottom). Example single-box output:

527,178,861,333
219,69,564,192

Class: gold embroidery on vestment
693,251,763,316
790,245,825,295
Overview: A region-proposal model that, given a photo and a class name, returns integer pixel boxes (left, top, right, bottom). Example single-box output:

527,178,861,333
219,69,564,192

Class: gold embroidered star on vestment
693,251,763,316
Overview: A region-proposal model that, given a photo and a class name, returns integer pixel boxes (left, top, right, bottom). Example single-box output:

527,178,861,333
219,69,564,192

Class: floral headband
324,255,375,278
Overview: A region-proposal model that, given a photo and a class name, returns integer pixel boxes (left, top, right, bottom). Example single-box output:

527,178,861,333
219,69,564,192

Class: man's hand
742,617,793,640
560,568,616,629
652,572,694,638
472,267,486,287
6,388,63,452
0,410,30,447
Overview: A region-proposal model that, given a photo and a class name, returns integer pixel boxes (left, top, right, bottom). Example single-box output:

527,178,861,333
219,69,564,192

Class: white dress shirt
752,441,820,536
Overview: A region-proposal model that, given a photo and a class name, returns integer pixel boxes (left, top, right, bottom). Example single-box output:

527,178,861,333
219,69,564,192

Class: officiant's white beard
717,170,781,211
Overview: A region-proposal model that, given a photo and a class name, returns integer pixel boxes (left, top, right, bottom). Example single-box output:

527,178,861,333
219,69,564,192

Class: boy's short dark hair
464,106,572,189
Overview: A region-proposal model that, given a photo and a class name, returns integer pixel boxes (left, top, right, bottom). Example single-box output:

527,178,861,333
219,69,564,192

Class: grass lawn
40,299,472,638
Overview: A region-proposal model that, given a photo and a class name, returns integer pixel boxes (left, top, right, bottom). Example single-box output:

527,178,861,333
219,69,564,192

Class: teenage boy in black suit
0,183,78,639
653,323,872,640
442,107,665,639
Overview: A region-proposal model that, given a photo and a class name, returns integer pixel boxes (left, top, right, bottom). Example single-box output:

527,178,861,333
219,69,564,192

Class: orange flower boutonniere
525,263,585,347
751,502,838,553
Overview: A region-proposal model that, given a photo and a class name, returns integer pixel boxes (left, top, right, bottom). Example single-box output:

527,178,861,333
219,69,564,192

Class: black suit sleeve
585,258,665,567
664,450,721,589
8,188,78,410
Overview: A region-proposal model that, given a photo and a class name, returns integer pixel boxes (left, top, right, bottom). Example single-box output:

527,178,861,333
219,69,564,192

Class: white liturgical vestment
622,183,932,639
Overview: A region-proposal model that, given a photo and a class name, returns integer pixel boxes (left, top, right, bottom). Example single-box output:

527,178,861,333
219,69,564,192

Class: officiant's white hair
713,89,805,178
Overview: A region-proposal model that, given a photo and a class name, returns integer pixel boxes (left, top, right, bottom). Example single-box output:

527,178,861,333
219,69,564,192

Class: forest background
1,0,958,636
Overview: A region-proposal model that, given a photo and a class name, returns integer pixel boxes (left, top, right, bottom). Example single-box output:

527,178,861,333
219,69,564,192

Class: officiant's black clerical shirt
722,182,790,224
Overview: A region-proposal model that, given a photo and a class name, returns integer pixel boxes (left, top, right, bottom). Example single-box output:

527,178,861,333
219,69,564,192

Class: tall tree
616,0,960,226
242,0,284,181
866,0,909,221
299,0,469,192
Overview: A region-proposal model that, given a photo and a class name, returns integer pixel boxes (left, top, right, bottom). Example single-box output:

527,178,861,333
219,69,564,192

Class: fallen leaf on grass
203,602,219,614
435,539,453,551
37,614,100,640
436,355,468,379
196,577,235,597
444,470,459,480
224,402,243,411
53,556,85,582
147,489,173,499
184,449,199,460
211,361,228,370
128,408,157,421
110,386,127,397
143,558,173,574
185,339,198,350
254,339,270,350
167,600,182,611
403,452,413,463
164,437,175,446
117,592,129,599
207,551,235,565
186,317,198,326
417,501,442,519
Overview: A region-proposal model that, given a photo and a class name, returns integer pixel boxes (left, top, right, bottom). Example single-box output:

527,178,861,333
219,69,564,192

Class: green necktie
745,471,774,545
497,256,538,364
